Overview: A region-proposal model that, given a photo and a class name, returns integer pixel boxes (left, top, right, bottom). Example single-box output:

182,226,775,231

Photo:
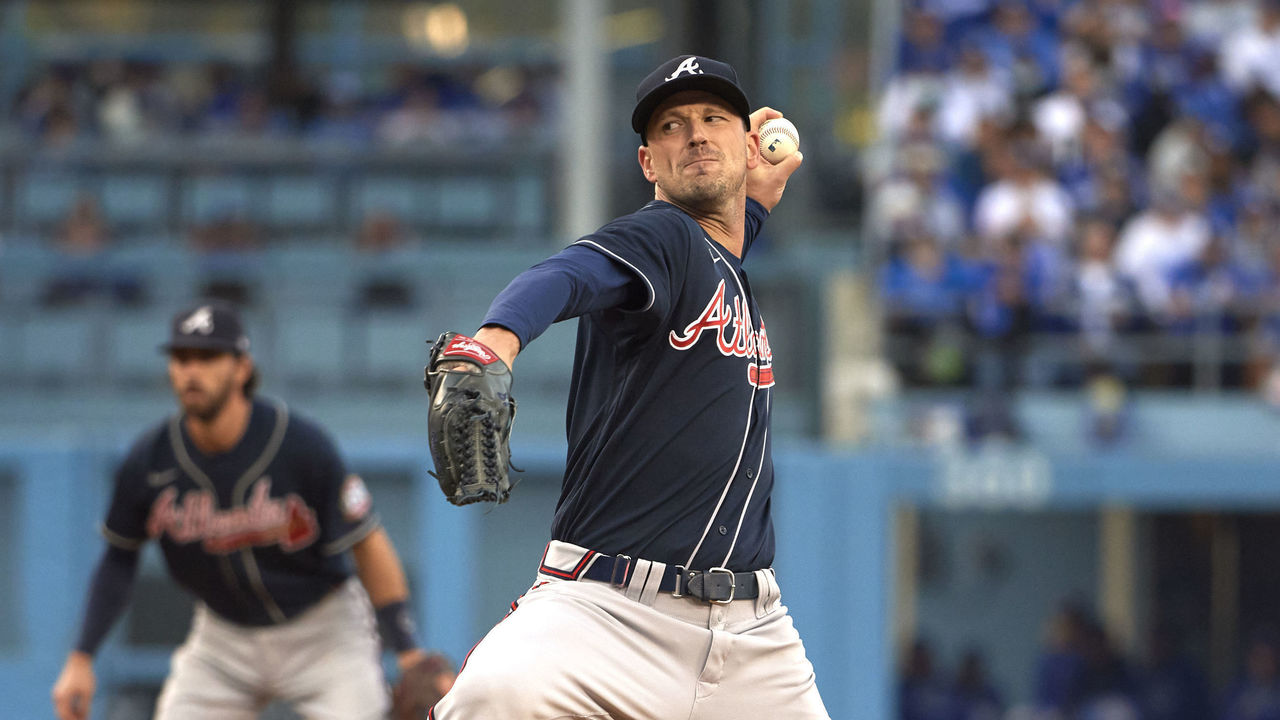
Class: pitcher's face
639,91,753,210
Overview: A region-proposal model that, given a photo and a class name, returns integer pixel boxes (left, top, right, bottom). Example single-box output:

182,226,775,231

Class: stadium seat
0,240,60,306
351,246,432,312
184,175,256,224
193,250,268,307
270,304,351,388
100,174,168,231
17,307,100,382
264,242,356,307
351,177,433,226
106,307,171,387
508,174,547,233
105,239,199,306
433,177,499,229
238,305,276,365
15,171,84,231
267,175,339,229
358,309,431,389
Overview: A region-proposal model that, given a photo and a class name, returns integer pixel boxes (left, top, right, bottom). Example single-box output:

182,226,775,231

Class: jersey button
718,525,728,535
746,468,755,479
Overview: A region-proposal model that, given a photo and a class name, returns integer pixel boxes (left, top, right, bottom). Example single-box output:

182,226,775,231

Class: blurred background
2,0,1280,718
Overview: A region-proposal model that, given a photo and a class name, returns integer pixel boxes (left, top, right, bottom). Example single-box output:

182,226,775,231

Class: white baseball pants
152,578,389,720
432,540,830,719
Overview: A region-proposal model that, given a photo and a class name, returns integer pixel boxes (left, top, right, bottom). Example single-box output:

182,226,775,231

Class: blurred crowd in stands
901,601,1280,720
6,58,555,149
28,190,423,312
870,0,1280,397
0,59,556,315
0,57,559,320
14,0,1280,408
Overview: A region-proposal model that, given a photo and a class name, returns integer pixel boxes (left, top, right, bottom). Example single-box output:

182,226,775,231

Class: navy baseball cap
160,300,251,354
631,55,751,140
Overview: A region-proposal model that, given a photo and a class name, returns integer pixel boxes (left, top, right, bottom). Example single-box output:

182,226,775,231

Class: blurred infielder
52,300,452,720
425,55,828,719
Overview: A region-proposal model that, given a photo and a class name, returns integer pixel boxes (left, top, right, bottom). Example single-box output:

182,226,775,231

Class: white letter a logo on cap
181,306,216,336
665,57,703,82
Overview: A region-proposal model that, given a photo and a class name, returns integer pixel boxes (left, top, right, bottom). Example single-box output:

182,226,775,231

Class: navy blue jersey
553,200,776,572
101,398,380,626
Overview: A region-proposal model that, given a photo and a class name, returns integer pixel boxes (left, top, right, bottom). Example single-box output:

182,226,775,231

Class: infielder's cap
160,300,251,354
631,55,751,138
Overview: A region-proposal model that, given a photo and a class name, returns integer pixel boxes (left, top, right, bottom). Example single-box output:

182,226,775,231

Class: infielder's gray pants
433,540,830,719
152,578,389,720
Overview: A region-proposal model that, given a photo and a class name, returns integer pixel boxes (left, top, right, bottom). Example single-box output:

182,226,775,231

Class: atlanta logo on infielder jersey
146,478,320,553
669,279,775,388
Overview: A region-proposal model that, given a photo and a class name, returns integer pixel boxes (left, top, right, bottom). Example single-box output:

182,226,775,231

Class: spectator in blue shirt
1032,600,1090,715
899,6,955,74
1136,622,1212,720
1167,234,1256,335
970,0,1062,98
899,639,957,720
881,224,974,330
1173,49,1246,153
1221,629,1280,720
950,648,1004,720
1073,617,1141,719
880,224,975,386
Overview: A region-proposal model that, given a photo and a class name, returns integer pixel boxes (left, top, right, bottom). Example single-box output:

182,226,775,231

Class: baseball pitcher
423,55,828,719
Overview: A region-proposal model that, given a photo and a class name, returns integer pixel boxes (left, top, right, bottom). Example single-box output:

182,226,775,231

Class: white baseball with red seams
758,118,799,164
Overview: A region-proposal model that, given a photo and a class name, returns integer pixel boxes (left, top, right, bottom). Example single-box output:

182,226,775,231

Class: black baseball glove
391,651,454,720
423,331,517,505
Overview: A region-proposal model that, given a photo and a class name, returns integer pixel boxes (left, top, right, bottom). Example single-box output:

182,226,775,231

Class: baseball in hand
758,118,800,164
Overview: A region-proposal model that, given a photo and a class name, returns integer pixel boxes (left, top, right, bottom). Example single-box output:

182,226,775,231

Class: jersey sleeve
743,197,769,258
570,205,692,324
305,424,381,556
100,432,159,550
481,244,645,349
74,545,141,655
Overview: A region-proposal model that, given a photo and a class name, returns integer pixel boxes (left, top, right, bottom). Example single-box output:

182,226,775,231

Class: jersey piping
169,398,293,624
167,414,255,612
322,514,380,556
573,239,657,312
235,398,292,623
722,392,770,566
230,398,291,503
681,237,763,571
101,525,146,551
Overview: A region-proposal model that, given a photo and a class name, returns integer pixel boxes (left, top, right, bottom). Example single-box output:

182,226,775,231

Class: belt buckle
609,554,632,587
708,566,735,604
671,565,687,598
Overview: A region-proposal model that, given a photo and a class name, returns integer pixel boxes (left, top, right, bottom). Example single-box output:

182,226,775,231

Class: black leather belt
581,553,760,603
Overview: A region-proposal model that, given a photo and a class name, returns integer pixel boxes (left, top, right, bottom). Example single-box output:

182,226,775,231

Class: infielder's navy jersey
101,398,380,626
554,200,775,572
